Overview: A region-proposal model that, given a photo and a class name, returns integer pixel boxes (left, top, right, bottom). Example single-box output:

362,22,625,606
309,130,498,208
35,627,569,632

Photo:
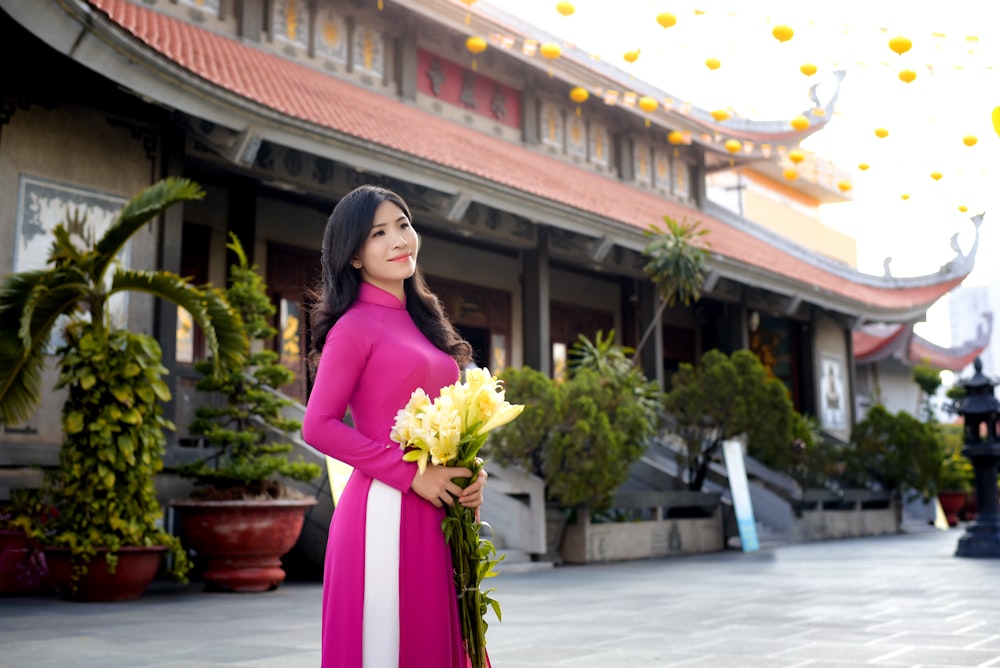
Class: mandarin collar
358,281,406,309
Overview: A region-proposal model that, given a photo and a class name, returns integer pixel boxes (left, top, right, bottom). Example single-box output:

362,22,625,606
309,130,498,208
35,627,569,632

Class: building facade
0,0,977,477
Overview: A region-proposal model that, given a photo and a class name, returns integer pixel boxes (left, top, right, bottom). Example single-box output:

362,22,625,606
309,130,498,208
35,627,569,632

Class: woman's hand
410,465,472,508
458,467,488,510
409,466,488,517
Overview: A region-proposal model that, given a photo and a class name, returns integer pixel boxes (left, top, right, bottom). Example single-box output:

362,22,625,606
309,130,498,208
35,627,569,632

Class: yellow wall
743,171,858,268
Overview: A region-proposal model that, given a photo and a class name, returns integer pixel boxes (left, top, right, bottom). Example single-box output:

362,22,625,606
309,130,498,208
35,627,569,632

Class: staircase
630,437,800,549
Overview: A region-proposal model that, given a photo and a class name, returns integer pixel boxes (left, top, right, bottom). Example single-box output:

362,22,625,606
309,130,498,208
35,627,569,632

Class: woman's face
353,200,418,298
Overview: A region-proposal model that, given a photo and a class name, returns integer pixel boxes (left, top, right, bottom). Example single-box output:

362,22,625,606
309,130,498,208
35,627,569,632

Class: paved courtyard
2,527,999,667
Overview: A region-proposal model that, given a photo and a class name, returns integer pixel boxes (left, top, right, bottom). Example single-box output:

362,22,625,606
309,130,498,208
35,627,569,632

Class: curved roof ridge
704,202,980,290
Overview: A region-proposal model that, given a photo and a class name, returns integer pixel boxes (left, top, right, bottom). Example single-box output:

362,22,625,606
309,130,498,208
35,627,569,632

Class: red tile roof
87,0,965,313
853,323,989,372
910,338,985,372
853,325,908,359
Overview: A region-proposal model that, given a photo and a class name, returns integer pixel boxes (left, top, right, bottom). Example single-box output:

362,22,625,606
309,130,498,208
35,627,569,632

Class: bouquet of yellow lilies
390,367,524,668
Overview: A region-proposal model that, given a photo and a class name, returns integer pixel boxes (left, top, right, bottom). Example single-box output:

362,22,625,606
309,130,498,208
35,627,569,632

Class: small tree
179,233,320,499
663,349,798,491
912,362,943,423
847,404,944,502
487,332,662,513
633,216,709,365
484,366,559,481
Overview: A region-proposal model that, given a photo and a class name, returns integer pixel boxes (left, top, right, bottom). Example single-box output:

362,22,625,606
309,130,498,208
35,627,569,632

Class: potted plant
0,489,54,596
846,404,945,530
936,422,974,526
0,178,245,601
487,332,662,561
171,234,321,592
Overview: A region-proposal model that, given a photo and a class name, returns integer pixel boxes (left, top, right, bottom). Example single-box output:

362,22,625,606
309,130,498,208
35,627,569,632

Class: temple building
0,0,980,504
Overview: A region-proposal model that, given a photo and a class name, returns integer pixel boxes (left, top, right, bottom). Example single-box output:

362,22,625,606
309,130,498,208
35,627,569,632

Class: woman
301,184,487,668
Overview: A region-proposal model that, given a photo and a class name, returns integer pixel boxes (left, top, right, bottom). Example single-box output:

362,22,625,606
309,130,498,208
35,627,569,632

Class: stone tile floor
2,527,999,667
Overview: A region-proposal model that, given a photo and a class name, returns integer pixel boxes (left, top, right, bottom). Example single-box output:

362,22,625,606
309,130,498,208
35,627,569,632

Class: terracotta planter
44,545,166,602
0,529,54,596
172,498,317,592
937,491,967,527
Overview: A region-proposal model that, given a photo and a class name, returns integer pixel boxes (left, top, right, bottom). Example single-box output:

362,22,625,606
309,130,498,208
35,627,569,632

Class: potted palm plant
0,178,245,601
171,234,321,592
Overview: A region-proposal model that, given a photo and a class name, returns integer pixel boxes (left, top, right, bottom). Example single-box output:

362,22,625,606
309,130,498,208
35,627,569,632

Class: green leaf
64,411,85,434
149,380,171,403
93,178,205,282
80,372,97,391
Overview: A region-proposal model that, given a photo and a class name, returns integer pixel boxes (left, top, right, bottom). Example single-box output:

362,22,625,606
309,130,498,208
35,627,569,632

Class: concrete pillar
522,227,551,374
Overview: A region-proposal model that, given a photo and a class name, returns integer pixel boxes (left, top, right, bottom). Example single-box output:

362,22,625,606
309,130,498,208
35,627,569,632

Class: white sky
479,0,1000,347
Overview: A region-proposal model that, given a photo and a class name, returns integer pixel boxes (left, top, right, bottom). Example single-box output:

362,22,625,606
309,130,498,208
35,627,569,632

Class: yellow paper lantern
556,1,575,17
888,35,912,55
875,128,889,139
782,168,798,181
898,69,916,83
624,49,641,64
724,139,742,154
711,109,731,122
772,25,794,43
837,180,852,192
787,148,805,164
931,172,942,180
959,205,968,212
993,107,1000,137
656,12,677,28
569,86,588,115
540,42,562,60
667,130,687,145
466,36,486,55
790,115,809,131
963,135,978,146
705,57,721,70
638,96,658,113
539,43,562,77
466,36,486,71
800,63,817,76
901,193,910,200
858,162,870,171
639,96,658,126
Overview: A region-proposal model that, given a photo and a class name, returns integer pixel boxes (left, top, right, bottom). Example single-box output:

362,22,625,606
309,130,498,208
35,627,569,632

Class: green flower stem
447,459,493,668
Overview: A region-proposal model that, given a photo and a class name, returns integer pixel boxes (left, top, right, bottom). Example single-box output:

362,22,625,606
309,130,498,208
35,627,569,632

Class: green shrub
936,423,973,492
179,234,320,499
663,348,802,490
847,404,944,501
487,332,661,513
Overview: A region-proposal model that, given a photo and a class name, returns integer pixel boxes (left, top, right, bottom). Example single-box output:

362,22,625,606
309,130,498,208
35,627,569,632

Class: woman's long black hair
308,184,471,368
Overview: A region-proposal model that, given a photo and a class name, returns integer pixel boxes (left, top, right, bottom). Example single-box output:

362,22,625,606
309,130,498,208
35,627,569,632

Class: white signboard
723,438,759,552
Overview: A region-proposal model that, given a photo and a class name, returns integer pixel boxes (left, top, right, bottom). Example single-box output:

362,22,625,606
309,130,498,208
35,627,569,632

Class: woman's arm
301,324,417,493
